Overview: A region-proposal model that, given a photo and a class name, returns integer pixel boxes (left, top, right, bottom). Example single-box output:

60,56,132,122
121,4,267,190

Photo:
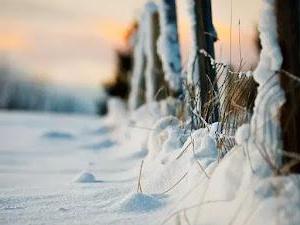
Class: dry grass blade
159,171,188,195
176,141,193,160
190,134,210,179
128,124,157,131
137,160,144,193
183,210,192,225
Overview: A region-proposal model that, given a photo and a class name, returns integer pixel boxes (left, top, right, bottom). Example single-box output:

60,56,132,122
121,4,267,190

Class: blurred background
0,0,261,115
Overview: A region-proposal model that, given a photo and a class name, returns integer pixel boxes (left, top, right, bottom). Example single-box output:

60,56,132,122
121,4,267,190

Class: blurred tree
105,21,138,100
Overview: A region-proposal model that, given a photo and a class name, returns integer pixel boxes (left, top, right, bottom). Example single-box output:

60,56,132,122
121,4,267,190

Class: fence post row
129,0,218,123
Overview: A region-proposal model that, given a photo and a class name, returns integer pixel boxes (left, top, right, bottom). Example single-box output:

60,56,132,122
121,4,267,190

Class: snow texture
0,98,299,225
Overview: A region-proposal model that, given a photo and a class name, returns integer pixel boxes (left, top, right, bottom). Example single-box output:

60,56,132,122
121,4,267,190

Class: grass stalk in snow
159,171,188,195
137,160,144,193
183,210,192,225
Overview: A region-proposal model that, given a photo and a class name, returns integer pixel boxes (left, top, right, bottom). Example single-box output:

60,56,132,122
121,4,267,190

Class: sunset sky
0,0,261,87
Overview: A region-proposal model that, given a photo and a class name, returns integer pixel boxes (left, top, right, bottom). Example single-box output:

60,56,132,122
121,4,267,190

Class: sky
0,0,261,88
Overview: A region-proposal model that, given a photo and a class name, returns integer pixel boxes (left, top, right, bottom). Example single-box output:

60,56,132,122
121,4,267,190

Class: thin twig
176,141,193,160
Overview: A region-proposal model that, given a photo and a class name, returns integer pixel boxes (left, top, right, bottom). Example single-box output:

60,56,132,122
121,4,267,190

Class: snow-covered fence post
129,2,165,110
144,3,165,103
187,0,218,124
128,21,146,111
276,0,300,173
249,0,285,173
157,0,182,96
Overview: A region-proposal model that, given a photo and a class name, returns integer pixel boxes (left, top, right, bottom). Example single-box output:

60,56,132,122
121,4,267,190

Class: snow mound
147,116,187,159
73,171,97,183
235,123,250,145
119,193,164,212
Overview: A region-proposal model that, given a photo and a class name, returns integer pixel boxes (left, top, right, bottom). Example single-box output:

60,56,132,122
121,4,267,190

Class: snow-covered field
0,98,299,225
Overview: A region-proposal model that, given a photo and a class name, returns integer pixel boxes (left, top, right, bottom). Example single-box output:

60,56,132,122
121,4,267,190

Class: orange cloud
93,20,129,49
0,32,27,51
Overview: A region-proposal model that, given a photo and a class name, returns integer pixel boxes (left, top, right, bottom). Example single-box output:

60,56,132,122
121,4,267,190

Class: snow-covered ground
0,98,299,225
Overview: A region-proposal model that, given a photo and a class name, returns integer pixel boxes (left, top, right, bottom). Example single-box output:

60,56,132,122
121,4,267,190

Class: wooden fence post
129,2,165,110
276,0,300,173
128,22,146,111
189,0,218,123
144,4,165,102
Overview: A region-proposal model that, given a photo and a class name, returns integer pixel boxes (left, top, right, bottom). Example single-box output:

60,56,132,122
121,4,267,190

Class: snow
1,1,300,224
73,171,97,183
0,101,299,225
74,171,96,183
117,193,164,212
235,123,250,145
254,0,282,83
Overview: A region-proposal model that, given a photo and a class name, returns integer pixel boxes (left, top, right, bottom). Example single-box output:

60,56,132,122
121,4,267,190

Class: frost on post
249,0,285,168
157,0,182,94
